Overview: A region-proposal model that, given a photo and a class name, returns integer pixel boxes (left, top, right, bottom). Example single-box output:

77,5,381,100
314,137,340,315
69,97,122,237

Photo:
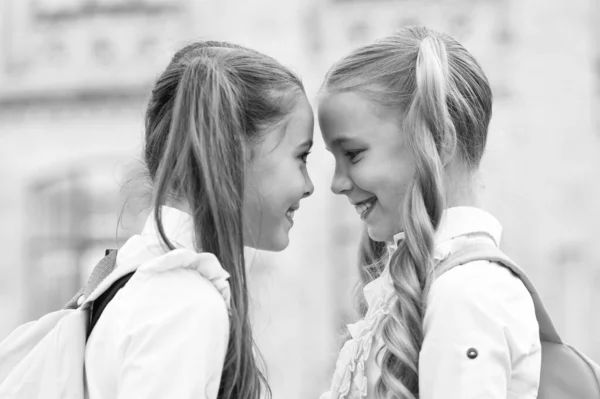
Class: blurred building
0,0,599,398
0,0,175,323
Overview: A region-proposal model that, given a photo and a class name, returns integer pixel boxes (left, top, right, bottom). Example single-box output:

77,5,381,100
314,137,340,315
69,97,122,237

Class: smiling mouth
285,209,295,220
354,197,377,219
285,205,299,222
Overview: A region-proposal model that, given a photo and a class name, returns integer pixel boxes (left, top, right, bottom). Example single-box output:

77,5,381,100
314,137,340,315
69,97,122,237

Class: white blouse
85,206,231,399
321,207,541,399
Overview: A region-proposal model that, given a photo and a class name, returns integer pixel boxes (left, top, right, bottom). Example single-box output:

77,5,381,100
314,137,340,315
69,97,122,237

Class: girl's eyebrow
297,139,313,151
331,137,348,147
325,137,356,152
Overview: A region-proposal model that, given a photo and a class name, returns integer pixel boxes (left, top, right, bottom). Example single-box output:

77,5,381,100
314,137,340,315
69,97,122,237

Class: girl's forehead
282,95,314,143
255,96,314,154
319,91,372,116
319,92,408,151
319,93,388,140
320,92,395,131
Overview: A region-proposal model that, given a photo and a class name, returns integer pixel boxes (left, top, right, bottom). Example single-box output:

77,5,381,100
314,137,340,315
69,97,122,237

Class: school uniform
83,206,231,399
321,207,541,399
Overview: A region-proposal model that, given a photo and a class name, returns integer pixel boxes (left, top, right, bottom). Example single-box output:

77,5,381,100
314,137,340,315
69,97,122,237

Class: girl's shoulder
93,248,232,338
427,259,535,326
422,260,540,373
85,249,231,396
432,259,527,296
129,248,232,315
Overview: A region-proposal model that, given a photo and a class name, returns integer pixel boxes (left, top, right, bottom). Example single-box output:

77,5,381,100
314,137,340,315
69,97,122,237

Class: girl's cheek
348,165,362,185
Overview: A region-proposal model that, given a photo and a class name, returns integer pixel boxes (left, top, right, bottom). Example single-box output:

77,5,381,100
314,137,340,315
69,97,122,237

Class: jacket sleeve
115,267,230,399
418,261,536,398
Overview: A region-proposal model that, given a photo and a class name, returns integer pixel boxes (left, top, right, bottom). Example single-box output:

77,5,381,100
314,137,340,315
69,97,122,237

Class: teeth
354,200,374,216
286,210,295,219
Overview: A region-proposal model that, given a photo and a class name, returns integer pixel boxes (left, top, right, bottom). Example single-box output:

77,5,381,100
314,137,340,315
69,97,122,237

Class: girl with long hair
318,26,541,398
84,41,314,399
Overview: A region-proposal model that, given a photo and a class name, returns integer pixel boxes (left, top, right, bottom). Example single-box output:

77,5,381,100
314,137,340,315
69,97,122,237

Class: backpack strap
84,249,119,298
63,249,119,310
62,249,134,338
87,271,135,338
437,241,562,344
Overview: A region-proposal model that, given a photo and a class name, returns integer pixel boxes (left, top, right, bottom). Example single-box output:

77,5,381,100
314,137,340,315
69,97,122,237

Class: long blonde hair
321,27,492,398
146,41,304,399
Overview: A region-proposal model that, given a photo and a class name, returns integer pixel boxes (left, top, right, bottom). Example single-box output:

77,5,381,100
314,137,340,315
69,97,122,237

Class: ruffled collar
361,206,502,312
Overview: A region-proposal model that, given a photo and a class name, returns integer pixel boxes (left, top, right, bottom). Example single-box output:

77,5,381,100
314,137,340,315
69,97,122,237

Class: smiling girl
318,27,541,399
83,41,314,399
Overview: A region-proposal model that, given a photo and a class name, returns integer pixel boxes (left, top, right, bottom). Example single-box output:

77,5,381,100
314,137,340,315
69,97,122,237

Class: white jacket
85,206,231,399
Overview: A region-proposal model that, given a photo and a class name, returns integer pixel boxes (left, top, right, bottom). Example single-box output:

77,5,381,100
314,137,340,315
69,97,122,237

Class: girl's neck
444,161,480,209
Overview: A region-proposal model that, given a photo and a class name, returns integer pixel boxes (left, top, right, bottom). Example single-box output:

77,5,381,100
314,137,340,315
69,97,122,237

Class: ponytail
375,35,453,399
413,36,456,165
152,54,268,399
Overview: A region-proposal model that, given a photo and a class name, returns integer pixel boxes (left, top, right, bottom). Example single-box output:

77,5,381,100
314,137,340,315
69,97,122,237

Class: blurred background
1,0,599,397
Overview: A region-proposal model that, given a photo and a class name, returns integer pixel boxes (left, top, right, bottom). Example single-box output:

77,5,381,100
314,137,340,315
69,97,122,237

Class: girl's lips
353,197,377,218
285,209,295,222
285,204,299,225
358,198,377,220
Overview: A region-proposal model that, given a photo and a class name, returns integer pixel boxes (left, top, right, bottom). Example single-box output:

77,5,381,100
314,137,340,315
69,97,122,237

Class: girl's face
243,95,315,251
319,91,415,242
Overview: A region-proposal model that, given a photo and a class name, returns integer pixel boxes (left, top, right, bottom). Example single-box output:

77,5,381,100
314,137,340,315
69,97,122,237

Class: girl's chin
366,220,400,243
263,227,291,252
366,225,391,243
244,237,289,253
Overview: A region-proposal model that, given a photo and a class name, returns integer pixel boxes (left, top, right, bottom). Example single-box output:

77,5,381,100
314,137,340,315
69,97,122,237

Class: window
25,157,148,318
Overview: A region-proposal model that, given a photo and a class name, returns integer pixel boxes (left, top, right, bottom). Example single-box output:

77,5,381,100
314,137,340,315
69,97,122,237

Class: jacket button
77,295,85,307
467,348,478,359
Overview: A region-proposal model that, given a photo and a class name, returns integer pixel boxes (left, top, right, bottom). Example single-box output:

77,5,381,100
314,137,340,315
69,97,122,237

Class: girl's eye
299,151,311,164
344,149,364,163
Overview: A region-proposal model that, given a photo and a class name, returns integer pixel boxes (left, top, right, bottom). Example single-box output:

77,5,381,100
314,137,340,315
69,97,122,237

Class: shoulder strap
87,271,135,338
64,249,119,310
437,241,562,344
84,249,119,298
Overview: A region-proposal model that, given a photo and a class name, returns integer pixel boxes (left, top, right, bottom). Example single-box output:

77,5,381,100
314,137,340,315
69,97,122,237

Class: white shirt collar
366,206,502,307
435,206,502,246
142,205,197,251
391,206,502,248
85,205,233,307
